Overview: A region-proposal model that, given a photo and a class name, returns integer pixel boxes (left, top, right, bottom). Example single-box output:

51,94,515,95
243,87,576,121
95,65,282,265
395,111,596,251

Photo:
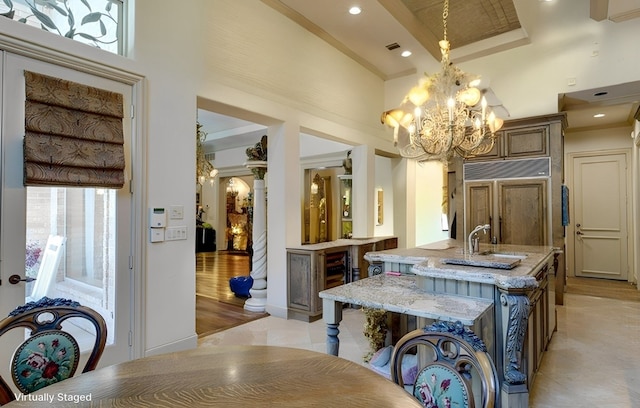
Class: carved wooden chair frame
390,320,499,408
0,297,107,405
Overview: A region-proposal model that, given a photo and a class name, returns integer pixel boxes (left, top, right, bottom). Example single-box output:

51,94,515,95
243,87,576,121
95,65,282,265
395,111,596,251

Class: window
26,186,117,344
1,0,124,55
26,187,116,289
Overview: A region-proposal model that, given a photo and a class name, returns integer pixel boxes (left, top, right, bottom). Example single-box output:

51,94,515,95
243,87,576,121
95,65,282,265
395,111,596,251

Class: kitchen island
320,239,557,408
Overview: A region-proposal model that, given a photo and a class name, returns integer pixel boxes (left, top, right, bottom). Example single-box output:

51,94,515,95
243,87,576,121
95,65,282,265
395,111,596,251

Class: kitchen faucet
468,224,491,254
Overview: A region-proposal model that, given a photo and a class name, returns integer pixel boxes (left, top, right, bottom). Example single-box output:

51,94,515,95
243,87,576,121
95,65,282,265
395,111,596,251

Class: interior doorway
568,150,631,281
195,252,266,337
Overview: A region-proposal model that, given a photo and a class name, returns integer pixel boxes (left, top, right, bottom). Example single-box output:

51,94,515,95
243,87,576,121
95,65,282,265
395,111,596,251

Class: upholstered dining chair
390,320,499,408
0,297,107,405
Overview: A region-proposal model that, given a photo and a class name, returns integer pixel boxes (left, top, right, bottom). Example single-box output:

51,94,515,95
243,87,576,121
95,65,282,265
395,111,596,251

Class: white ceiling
199,0,640,156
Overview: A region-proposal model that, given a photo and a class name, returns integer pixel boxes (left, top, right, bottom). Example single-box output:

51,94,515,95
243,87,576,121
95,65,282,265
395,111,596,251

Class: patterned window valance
24,71,125,188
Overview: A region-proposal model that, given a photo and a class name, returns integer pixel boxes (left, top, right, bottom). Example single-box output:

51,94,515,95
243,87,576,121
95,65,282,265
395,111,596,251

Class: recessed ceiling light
349,6,362,15
593,113,605,118
401,50,412,57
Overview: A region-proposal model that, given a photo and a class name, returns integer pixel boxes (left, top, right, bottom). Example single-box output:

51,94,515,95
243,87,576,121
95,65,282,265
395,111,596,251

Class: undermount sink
477,250,528,260
440,251,527,270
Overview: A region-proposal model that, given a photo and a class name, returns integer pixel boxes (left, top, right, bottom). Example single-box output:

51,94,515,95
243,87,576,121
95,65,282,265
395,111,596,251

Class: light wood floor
196,251,268,337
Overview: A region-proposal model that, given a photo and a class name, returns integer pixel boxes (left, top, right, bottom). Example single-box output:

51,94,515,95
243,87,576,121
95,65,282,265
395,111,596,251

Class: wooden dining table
5,345,422,407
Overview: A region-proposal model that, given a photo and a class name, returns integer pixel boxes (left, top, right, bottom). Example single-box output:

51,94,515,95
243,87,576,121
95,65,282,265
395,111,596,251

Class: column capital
245,160,268,179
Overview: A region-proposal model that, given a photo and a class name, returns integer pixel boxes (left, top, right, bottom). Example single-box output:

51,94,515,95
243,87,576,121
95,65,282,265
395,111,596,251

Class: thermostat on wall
149,207,166,228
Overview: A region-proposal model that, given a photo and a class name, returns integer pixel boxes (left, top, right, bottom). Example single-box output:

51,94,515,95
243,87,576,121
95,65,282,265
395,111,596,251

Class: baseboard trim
144,334,198,357
265,304,288,319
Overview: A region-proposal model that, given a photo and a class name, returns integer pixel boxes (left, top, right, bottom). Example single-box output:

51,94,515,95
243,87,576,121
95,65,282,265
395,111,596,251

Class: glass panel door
0,52,133,375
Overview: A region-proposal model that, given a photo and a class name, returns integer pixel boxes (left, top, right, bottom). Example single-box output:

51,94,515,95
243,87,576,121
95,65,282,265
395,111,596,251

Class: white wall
374,156,395,237
414,161,450,246
564,127,634,154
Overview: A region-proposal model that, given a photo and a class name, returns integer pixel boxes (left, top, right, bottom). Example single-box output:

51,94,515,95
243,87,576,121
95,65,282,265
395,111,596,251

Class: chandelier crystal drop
381,0,506,162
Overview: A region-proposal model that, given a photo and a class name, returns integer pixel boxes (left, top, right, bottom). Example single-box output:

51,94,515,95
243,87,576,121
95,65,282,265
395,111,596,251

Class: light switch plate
169,205,184,220
165,226,188,241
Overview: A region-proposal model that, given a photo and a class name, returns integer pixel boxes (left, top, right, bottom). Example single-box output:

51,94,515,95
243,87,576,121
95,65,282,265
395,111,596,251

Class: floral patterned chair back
390,321,499,408
0,297,107,405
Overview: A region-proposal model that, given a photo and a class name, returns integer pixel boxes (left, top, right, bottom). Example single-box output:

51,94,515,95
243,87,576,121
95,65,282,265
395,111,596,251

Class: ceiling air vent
385,42,401,51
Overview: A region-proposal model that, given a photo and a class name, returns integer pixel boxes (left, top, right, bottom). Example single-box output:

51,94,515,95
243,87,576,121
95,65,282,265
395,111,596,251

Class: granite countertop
287,236,396,251
319,274,494,325
364,239,555,290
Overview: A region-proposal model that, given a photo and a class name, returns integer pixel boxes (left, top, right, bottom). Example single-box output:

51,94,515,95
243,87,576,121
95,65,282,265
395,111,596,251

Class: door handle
8,274,36,285
576,231,583,235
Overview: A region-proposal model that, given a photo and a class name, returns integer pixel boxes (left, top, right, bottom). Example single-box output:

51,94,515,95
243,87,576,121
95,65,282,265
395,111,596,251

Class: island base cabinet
500,258,554,408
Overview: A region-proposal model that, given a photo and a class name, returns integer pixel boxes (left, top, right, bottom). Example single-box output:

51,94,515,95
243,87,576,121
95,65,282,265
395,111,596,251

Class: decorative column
244,136,268,312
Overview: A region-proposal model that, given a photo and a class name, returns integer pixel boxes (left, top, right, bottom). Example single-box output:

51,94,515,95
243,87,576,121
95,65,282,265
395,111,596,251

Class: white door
573,152,629,280
0,52,134,374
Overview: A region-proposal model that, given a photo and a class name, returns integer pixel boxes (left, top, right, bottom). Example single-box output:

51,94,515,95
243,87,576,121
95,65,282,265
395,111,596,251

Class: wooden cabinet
504,125,549,158
466,181,493,245
287,246,348,322
523,259,553,388
287,237,397,321
499,179,547,246
466,179,547,246
466,123,550,161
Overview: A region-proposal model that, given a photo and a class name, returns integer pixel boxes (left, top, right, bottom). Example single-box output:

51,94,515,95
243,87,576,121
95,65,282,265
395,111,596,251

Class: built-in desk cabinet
287,237,397,321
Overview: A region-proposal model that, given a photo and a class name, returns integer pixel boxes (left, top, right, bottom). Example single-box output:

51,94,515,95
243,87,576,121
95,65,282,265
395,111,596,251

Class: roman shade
24,71,125,188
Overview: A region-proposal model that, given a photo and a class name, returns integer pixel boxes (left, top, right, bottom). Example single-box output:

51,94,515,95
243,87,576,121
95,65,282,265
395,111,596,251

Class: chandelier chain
442,0,449,43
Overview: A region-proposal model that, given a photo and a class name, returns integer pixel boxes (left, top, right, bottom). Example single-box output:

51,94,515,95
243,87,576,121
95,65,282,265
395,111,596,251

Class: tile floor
199,293,640,407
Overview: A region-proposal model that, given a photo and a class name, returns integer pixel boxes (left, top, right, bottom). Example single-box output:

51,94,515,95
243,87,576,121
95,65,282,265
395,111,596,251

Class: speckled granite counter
364,239,555,290
287,236,397,251
320,273,493,326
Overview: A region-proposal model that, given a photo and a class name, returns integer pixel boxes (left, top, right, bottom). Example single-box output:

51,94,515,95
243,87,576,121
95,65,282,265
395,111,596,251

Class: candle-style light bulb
481,96,487,123
447,98,455,122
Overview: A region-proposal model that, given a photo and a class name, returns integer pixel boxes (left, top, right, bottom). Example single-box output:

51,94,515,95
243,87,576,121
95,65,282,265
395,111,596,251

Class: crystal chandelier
381,0,506,162
196,122,219,186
